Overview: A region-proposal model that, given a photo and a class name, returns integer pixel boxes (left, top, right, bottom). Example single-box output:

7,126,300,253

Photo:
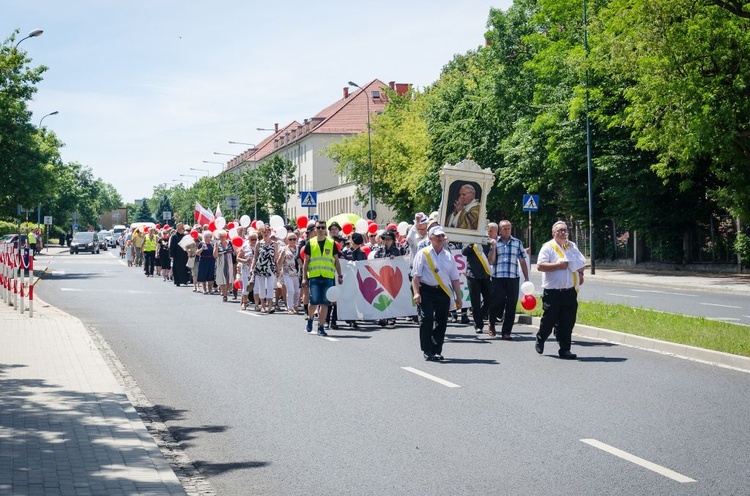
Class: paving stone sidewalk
0,294,186,496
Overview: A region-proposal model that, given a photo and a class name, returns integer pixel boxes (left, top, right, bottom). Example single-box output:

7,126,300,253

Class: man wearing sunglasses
301,221,343,336
535,221,586,360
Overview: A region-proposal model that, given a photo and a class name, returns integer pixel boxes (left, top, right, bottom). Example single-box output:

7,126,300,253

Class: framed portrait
438,159,495,244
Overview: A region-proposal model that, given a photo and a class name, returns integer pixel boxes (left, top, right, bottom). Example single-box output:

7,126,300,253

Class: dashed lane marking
237,310,260,318
580,439,695,483
699,302,741,309
604,293,637,298
401,367,460,388
631,289,697,297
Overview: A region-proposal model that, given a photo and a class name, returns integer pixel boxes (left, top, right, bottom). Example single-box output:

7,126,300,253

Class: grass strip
517,298,750,358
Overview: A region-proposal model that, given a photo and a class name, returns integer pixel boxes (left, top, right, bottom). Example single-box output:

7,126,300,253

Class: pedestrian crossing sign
300,191,317,208
522,194,539,211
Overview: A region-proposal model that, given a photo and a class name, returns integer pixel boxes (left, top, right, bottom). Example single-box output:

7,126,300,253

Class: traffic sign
300,191,317,208
162,211,172,220
522,194,539,212
72,223,79,231
44,216,53,225
309,214,319,222
366,210,377,221
225,196,239,210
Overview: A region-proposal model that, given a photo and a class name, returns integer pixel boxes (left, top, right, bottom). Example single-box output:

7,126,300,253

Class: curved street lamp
15,29,43,48
39,110,59,128
348,80,374,219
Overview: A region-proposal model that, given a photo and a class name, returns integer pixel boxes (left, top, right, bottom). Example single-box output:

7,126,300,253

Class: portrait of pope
445,181,481,231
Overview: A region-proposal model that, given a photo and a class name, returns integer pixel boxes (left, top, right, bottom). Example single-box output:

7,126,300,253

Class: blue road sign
300,191,317,208
522,194,539,212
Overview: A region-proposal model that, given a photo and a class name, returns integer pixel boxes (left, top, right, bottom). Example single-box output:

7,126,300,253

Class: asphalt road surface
37,250,750,495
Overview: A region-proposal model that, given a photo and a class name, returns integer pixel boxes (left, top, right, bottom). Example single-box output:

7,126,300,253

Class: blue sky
3,1,512,203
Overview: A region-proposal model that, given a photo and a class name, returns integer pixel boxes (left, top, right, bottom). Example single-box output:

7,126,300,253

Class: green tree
257,156,296,218
135,200,155,223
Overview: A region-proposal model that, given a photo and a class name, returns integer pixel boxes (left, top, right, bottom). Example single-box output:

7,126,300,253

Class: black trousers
143,251,156,275
467,276,492,330
419,284,450,355
537,288,578,352
488,277,520,335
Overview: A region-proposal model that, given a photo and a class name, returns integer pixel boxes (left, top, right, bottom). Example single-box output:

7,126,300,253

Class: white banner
336,253,476,321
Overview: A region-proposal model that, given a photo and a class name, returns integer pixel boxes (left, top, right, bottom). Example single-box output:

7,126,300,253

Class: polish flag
215,203,223,219
194,202,214,225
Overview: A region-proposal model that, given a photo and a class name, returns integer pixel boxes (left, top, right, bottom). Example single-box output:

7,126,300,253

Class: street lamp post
584,0,595,274
14,29,43,48
39,110,59,128
348,81,374,219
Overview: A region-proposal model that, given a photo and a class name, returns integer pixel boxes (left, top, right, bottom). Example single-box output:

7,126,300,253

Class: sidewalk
0,248,186,495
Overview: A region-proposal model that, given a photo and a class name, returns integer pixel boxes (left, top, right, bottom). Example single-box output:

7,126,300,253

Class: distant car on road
70,232,100,255
98,230,113,250
0,233,30,251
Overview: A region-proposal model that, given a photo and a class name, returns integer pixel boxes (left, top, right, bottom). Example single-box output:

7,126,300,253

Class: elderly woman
196,231,216,294
214,230,233,302
278,231,301,314
237,230,258,310
251,225,278,313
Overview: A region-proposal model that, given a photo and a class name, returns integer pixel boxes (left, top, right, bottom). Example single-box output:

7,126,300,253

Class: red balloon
367,219,375,225
194,211,199,220
387,223,397,231
208,220,216,231
231,237,243,247
297,216,308,229
251,220,257,229
521,294,537,311
342,222,353,235
156,223,161,229
233,280,242,290
299,249,305,260
362,246,371,256
226,222,235,230
368,223,378,234
190,230,199,239
143,226,149,232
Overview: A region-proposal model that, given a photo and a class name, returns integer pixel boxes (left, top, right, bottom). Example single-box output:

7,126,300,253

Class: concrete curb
524,316,750,374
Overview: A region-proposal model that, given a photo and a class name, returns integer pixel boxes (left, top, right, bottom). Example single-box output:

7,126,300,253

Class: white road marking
322,336,339,342
631,289,697,297
580,439,695,483
401,367,460,388
700,302,741,309
60,287,85,292
605,293,637,298
237,310,259,317
50,270,66,276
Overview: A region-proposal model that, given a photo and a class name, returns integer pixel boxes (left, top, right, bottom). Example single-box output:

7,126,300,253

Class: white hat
428,225,445,237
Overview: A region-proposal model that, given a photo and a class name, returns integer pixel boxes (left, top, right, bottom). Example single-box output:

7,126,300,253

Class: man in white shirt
535,221,586,359
411,226,463,361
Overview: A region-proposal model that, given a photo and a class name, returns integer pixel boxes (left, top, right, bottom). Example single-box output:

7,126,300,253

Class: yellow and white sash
423,248,452,298
547,241,579,291
473,244,491,276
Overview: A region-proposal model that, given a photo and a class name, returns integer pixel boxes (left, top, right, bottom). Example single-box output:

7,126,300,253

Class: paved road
37,250,750,495
526,271,750,325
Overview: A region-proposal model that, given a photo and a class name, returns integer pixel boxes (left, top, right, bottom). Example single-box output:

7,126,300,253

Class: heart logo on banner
365,265,403,299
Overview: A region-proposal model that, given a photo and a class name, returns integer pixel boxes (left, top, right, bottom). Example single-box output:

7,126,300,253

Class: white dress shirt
537,239,586,289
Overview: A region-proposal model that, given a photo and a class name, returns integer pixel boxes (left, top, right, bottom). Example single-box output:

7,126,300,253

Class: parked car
0,233,29,250
70,232,100,254
98,230,112,250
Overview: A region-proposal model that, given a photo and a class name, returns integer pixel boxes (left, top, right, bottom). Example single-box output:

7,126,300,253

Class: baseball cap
351,232,364,245
429,225,446,237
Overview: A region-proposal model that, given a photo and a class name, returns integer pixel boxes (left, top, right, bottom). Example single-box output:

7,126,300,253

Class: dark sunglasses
316,226,326,230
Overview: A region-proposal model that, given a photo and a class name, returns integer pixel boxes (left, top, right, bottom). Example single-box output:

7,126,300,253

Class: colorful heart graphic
365,265,403,299
356,271,383,304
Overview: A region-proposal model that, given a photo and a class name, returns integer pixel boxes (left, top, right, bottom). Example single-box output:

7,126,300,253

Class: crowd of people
111,212,586,360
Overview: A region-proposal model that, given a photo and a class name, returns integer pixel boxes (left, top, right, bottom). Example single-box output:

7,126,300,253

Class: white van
112,224,127,236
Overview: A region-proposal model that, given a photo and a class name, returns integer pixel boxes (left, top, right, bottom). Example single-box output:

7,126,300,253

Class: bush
735,233,750,267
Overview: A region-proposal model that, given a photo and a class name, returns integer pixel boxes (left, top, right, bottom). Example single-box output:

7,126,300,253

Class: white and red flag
194,202,214,225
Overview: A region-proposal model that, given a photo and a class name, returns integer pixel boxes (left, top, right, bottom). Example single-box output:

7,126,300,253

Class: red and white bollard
28,253,34,318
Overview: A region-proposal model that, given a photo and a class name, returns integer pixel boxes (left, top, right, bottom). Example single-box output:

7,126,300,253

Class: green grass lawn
518,297,750,358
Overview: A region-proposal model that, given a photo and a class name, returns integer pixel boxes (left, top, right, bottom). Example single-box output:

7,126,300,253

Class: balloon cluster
520,281,537,311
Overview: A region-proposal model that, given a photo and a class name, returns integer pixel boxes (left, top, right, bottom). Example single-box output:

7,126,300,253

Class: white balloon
240,215,251,228
355,219,369,234
256,220,265,229
213,229,225,238
215,216,226,230
269,215,284,229
521,281,535,295
228,227,239,239
275,226,288,240
397,221,409,236
326,285,341,302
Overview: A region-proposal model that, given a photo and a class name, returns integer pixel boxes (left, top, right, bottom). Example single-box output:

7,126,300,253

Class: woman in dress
278,232,301,314
251,226,277,313
196,232,216,294
158,230,172,281
213,231,233,302
236,230,257,310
